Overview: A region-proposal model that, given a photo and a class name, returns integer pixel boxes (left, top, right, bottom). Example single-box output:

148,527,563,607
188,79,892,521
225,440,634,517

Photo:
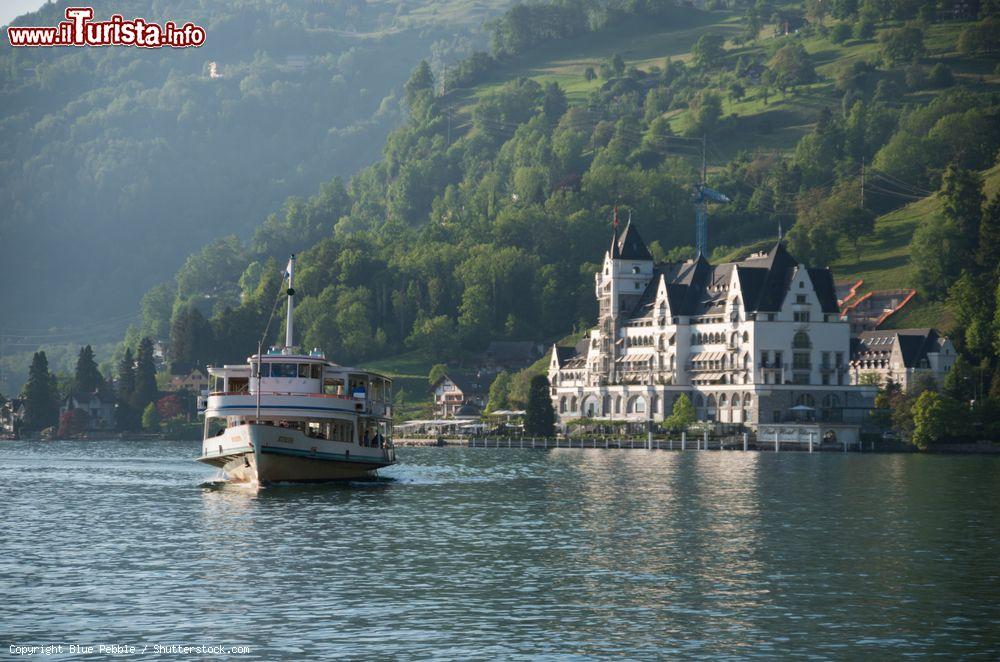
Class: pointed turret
615,220,653,260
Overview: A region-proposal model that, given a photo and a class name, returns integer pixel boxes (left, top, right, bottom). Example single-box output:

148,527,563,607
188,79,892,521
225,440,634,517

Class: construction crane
691,183,730,257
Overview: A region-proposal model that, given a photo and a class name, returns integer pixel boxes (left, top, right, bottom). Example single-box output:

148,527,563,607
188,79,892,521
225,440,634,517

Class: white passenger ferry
196,255,395,484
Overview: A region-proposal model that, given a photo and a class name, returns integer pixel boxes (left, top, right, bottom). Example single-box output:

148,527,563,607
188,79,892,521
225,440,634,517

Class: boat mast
284,254,295,351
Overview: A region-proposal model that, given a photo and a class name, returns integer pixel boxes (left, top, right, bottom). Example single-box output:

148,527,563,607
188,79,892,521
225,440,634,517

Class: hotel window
796,294,806,303
794,311,810,322
793,352,811,370
792,372,810,385
821,352,830,368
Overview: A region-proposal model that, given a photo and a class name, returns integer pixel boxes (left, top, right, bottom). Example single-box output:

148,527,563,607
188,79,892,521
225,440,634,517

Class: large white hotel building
548,221,877,441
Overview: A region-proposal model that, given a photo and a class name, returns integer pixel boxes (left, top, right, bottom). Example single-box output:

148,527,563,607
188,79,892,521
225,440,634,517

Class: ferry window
311,364,322,379
298,364,311,378
252,363,270,378
272,363,298,377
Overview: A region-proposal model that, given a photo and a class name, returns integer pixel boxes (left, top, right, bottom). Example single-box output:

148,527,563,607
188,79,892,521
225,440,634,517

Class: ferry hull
222,450,384,483
198,423,393,485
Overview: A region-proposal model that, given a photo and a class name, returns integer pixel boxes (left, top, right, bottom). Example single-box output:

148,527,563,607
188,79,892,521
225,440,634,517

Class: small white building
430,373,484,418
548,221,876,441
849,328,955,390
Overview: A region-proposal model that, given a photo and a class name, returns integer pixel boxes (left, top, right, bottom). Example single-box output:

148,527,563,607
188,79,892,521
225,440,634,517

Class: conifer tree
72,345,104,396
118,347,136,398
131,337,158,412
940,164,984,261
525,374,555,437
23,351,58,431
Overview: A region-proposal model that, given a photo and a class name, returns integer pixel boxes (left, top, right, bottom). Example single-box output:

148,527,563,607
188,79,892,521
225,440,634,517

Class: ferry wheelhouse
196,255,395,483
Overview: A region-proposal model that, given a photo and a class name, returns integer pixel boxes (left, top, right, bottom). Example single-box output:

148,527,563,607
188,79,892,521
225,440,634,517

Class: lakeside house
1,398,25,436
169,367,210,395
430,373,484,419
548,221,877,444
849,329,956,390
60,391,116,431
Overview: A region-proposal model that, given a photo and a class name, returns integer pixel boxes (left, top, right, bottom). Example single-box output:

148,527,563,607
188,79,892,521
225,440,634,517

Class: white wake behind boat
196,254,395,484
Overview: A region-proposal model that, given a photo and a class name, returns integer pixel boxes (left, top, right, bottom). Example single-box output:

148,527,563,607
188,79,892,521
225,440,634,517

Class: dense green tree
525,374,555,437
428,363,448,387
22,352,58,432
141,402,160,433
682,91,723,137
486,370,512,412
407,315,458,361
940,165,985,263
830,23,853,45
404,60,434,107
767,44,815,92
692,34,725,69
170,306,215,373
72,345,104,397
543,82,568,124
943,354,977,402
910,216,963,299
912,390,964,449
665,393,696,430
139,282,176,340
131,338,158,413
879,26,925,65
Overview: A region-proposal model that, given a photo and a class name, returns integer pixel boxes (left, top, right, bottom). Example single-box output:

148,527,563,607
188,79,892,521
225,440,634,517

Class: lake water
2,441,999,659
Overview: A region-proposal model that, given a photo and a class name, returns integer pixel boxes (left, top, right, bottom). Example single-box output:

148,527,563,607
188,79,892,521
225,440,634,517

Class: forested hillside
0,0,510,334
6,0,1000,402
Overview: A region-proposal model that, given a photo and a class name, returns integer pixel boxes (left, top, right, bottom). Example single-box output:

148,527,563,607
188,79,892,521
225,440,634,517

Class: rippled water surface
2,440,1000,659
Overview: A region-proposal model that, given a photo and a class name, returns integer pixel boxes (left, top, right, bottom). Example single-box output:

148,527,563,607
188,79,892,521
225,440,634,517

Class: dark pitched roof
855,328,943,368
807,268,841,314
553,346,577,367
615,220,653,260
621,236,842,320
432,372,481,395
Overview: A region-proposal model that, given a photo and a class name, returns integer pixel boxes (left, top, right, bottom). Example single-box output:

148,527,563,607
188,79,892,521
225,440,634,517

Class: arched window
615,395,622,414
743,393,752,407
559,396,567,413
570,396,578,412
731,393,740,407
669,355,675,370
822,394,840,408
743,353,750,369
795,393,816,407
707,394,717,408
742,331,749,342
695,394,704,407
719,393,728,407
793,332,811,349
634,397,645,414
652,395,659,414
